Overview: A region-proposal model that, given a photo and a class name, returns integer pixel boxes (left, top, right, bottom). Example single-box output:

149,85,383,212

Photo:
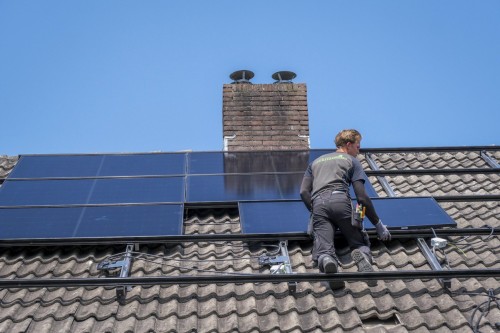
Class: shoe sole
352,249,377,287
323,259,338,274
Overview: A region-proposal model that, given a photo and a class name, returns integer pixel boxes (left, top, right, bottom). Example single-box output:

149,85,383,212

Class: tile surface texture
0,150,498,332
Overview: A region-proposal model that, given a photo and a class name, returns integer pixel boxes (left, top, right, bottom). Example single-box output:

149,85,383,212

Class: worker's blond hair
335,129,362,148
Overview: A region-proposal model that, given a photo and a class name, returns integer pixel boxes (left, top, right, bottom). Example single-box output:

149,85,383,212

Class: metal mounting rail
480,150,500,168
0,269,499,289
359,146,499,153
433,194,500,202
366,168,499,175
0,227,497,246
417,238,451,289
365,153,397,197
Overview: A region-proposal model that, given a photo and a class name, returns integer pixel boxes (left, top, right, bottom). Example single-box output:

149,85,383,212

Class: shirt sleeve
351,157,367,183
300,164,313,212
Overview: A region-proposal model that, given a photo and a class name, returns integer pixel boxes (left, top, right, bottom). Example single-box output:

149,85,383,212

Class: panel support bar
1,227,497,246
365,153,397,197
1,269,499,289
417,238,451,289
480,150,500,168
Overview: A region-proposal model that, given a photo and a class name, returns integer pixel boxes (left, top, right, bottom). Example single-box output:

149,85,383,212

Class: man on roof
300,129,391,287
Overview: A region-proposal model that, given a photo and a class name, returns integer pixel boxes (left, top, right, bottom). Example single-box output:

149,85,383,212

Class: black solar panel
239,201,310,234
187,173,304,203
0,204,183,239
0,177,185,206
9,153,186,179
239,197,456,234
98,153,185,176
188,151,313,174
9,155,104,178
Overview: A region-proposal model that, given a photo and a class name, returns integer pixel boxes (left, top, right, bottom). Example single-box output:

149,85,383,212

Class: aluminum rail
359,146,499,153
366,168,498,175
433,194,500,202
365,153,397,197
0,269,499,289
480,150,500,168
417,238,451,289
0,227,497,247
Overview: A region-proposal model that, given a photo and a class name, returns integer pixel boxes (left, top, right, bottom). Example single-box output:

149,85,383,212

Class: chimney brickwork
222,83,310,151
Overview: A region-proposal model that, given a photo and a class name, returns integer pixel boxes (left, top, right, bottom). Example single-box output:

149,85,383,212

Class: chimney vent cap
272,71,296,83
230,70,254,84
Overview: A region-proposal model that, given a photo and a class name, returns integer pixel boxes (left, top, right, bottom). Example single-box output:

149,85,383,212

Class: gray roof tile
0,155,18,180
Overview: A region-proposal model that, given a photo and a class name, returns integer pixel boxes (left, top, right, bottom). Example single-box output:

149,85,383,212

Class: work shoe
319,255,338,274
351,249,377,287
319,255,345,290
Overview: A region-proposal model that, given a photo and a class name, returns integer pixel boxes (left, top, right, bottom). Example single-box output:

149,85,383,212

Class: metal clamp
258,240,297,293
97,243,137,303
417,238,451,289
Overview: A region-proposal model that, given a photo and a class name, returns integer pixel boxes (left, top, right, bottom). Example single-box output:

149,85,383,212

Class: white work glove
375,220,391,241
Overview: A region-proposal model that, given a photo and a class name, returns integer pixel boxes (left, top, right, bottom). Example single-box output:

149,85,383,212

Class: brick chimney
222,70,310,151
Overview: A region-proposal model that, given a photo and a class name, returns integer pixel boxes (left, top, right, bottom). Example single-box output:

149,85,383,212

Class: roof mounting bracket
417,238,451,289
97,243,137,303
258,240,297,293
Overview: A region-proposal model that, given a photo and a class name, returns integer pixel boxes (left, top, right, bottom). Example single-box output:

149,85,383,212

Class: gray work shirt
303,152,366,200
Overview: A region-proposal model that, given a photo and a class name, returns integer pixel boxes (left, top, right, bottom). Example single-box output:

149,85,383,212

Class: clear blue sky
1,1,499,155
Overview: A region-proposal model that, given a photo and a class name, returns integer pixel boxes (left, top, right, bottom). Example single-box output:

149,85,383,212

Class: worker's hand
375,220,391,241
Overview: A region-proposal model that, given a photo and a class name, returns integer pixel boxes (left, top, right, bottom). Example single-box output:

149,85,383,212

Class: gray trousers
311,191,370,265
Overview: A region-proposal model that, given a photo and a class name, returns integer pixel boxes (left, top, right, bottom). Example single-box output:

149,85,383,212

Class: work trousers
311,191,369,264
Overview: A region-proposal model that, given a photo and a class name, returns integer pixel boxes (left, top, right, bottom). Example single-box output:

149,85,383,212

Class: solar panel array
0,151,455,242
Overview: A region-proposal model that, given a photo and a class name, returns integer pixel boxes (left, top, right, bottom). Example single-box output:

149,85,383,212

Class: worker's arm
300,175,313,212
352,180,379,224
353,180,391,241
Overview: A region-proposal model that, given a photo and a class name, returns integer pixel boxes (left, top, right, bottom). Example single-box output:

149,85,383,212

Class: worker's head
335,129,362,157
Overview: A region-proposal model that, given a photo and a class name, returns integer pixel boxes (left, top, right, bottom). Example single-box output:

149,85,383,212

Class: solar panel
239,201,310,234
0,177,185,206
0,204,183,239
239,197,456,234
9,153,186,179
188,151,312,174
98,153,186,176
9,155,104,179
368,197,456,229
186,173,304,202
